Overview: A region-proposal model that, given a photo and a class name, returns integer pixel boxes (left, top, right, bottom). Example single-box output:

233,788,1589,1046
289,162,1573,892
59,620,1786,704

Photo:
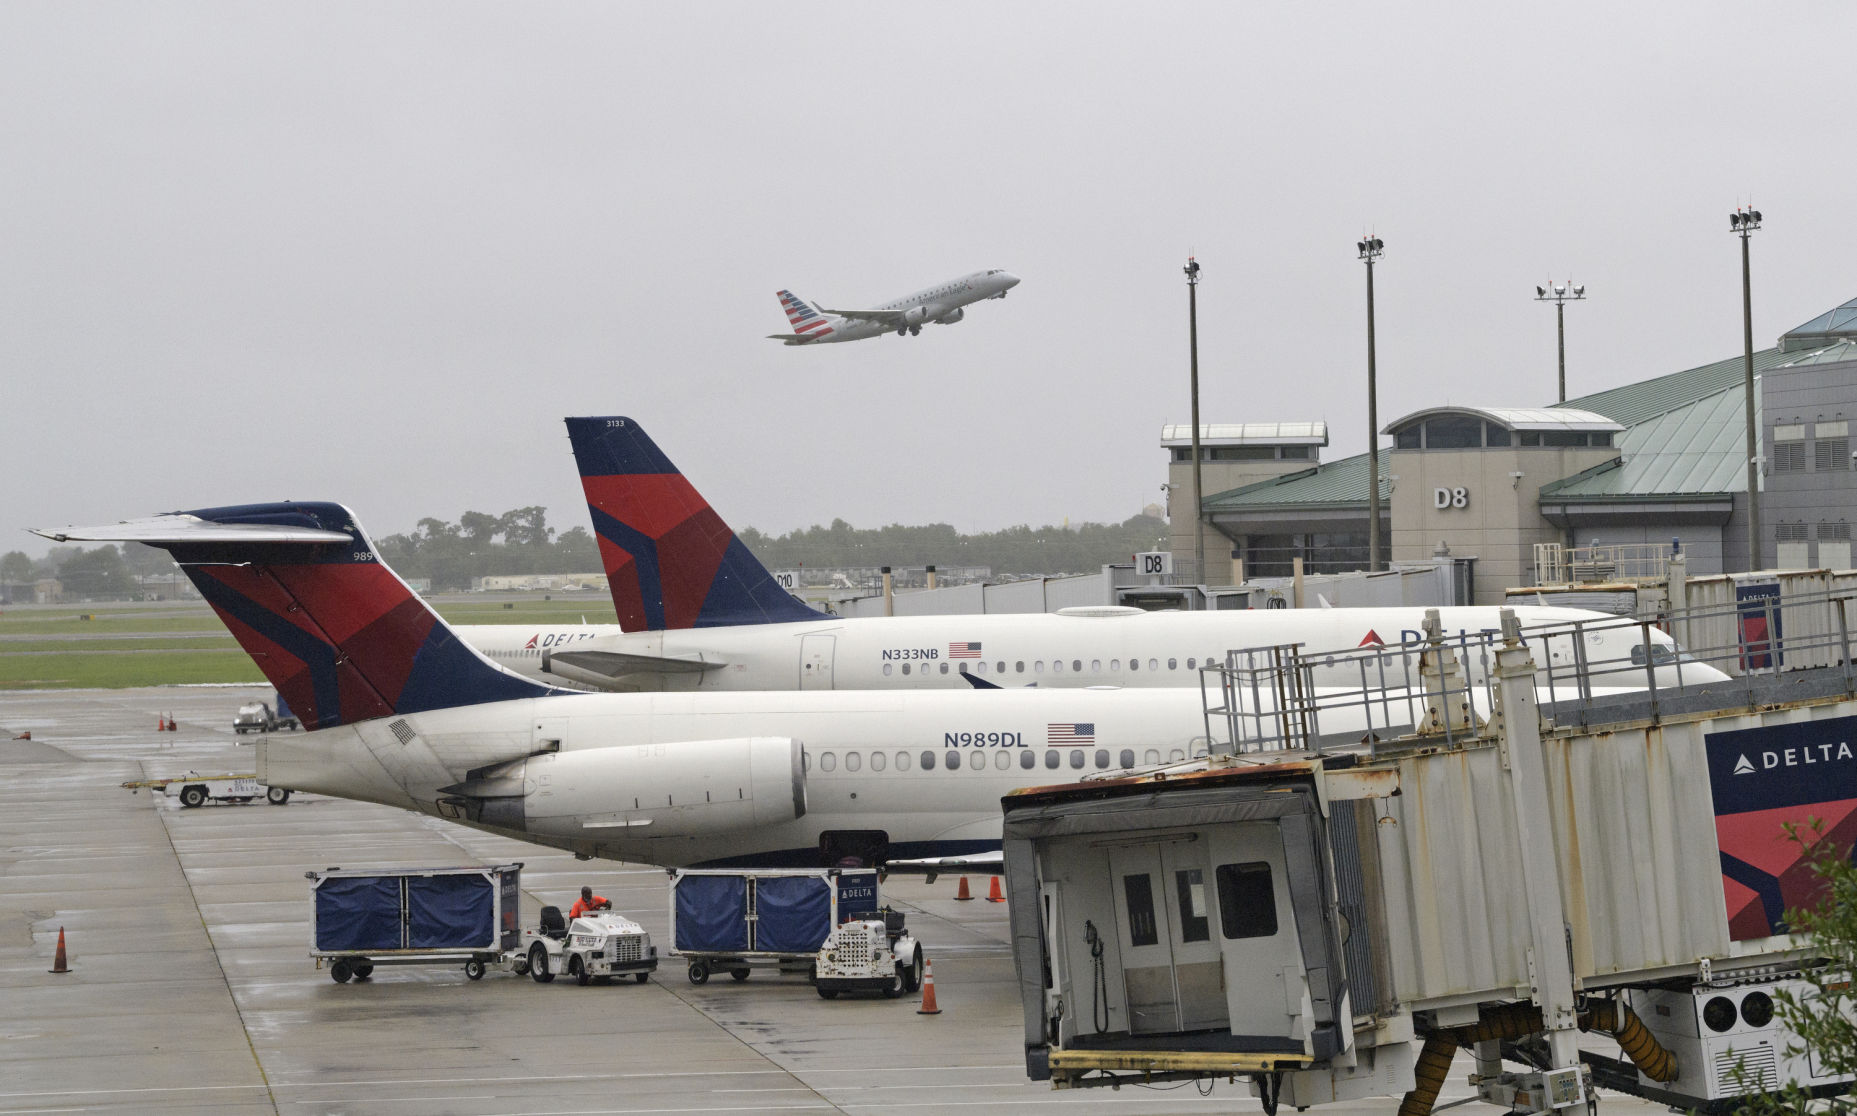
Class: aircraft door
799,635,835,690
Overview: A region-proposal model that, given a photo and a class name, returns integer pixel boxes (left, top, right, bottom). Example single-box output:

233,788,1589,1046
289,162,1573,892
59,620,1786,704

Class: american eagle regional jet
768,269,1019,345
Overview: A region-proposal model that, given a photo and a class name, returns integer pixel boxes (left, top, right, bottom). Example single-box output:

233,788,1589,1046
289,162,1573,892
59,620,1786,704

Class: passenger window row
802,746,1192,774
883,656,1215,678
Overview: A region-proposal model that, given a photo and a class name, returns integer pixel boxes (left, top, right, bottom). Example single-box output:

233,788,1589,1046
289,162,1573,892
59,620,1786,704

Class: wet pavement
0,686,1663,1115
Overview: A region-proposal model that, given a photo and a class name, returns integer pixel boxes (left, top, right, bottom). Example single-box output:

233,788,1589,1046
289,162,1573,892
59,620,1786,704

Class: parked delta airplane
766,269,1019,344
33,502,1274,868
447,417,1729,696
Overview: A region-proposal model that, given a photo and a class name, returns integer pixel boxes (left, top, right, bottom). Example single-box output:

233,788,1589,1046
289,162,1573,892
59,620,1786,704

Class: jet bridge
1006,607,1857,1114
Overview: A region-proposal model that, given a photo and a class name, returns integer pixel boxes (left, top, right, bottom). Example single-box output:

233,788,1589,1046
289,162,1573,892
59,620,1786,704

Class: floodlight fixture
1536,278,1587,402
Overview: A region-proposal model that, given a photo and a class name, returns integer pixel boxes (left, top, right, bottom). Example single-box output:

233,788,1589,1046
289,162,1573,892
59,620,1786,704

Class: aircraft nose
999,271,1021,289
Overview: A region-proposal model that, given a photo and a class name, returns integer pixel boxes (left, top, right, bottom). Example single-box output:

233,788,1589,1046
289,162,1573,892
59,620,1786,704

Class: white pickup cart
518,905,658,986
122,772,291,807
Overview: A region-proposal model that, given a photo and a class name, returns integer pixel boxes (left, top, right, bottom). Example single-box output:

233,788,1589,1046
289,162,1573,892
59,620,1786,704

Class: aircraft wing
883,849,1003,883
544,649,722,679
818,306,906,326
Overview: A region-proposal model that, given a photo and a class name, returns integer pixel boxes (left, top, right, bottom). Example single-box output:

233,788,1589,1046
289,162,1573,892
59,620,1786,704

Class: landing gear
908,325,920,336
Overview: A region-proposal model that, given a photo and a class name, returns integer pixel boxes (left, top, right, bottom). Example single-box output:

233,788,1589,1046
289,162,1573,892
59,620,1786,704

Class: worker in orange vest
568,886,610,919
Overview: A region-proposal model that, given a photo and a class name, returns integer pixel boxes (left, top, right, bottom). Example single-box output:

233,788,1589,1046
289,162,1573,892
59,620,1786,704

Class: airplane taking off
443,417,1730,696
767,269,1019,344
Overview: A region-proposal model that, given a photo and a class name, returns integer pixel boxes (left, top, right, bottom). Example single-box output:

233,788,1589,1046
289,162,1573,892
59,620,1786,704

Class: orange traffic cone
985,876,1005,903
158,715,166,731
953,876,973,901
49,927,69,974
916,958,941,1015
167,715,178,732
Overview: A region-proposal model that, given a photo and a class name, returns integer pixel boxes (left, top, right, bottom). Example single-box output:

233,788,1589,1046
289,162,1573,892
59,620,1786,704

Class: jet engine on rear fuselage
449,736,806,841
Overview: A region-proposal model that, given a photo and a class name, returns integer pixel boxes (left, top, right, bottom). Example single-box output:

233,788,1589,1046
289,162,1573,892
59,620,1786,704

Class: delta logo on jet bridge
1706,714,1857,941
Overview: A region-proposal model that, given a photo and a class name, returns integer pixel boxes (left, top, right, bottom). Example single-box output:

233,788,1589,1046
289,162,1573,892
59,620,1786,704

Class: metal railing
1534,542,1673,586
1197,590,1857,757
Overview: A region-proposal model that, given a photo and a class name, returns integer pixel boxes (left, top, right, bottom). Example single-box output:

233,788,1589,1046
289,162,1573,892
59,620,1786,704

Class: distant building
473,573,609,592
1176,294,1857,604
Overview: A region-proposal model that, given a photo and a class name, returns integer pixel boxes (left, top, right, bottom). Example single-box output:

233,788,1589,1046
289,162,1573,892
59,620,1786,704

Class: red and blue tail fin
776,290,835,341
564,417,826,632
33,502,555,730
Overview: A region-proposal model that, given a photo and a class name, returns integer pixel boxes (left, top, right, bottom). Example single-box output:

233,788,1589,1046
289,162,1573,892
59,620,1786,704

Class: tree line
2,508,1171,599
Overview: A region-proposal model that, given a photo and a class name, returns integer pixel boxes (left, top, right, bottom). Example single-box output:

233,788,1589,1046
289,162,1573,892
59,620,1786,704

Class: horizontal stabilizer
32,513,351,546
885,849,1005,882
765,333,813,343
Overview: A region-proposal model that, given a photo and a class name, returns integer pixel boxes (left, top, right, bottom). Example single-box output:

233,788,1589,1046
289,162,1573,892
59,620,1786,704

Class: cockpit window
1630,643,1677,667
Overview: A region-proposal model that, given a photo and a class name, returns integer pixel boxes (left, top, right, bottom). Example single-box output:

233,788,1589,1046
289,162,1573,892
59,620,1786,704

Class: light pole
1534,280,1586,403
1731,207,1763,570
1185,255,1204,584
1358,236,1384,572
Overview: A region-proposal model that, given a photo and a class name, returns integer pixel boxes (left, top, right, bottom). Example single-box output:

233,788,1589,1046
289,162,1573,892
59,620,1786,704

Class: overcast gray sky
5,2,1853,556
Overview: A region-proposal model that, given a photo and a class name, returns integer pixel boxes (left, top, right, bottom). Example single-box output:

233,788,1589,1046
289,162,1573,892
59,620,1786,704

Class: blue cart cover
407,873,494,949
675,874,749,952
315,876,403,951
754,874,832,953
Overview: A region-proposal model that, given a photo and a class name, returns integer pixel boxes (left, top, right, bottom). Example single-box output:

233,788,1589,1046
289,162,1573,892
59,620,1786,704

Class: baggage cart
306,863,521,983
669,868,919,995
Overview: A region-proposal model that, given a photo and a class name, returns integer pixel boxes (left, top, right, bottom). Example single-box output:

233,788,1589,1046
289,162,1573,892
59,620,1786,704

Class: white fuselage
456,604,1724,695
259,686,1229,868
796,269,1019,344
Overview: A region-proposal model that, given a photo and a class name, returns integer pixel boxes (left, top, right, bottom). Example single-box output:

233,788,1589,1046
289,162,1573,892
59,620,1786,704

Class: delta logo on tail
565,417,825,633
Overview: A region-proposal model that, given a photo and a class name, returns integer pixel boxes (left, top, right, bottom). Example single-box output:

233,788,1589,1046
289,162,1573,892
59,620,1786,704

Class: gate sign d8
1136,551,1173,576
1433,487,1469,510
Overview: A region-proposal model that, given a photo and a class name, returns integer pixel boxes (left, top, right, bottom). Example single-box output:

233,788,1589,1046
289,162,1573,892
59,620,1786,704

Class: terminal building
1171,295,1857,604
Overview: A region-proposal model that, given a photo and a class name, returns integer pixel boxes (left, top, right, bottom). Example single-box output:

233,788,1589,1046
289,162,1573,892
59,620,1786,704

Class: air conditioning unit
1631,975,1852,1103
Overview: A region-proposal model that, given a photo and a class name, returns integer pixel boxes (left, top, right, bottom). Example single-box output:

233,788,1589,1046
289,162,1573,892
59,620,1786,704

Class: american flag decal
1048,722,1095,744
948,641,982,658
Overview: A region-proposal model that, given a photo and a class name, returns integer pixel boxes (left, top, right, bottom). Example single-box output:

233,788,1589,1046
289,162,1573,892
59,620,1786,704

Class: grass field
0,651,266,689
0,594,620,689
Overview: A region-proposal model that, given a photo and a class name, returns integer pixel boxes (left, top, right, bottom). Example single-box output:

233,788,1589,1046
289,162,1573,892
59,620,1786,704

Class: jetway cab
1004,763,1365,1095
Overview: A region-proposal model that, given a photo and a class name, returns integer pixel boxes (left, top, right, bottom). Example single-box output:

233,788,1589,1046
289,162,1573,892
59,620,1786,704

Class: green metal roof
1538,386,1752,501
1203,314,1855,513
1204,448,1391,510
